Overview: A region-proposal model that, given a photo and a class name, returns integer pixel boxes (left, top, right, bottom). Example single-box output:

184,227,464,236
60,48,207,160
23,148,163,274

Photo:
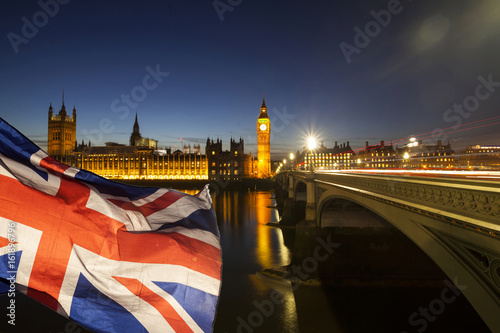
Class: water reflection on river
213,190,298,333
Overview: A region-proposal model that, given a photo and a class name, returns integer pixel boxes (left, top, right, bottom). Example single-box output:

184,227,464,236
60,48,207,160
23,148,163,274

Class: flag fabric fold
0,118,222,332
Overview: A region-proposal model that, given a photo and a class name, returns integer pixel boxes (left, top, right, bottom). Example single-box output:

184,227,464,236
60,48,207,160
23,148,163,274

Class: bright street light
307,137,317,150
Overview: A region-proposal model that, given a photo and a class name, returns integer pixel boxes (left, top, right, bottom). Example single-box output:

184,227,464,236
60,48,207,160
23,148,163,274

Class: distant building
256,97,271,178
65,149,208,180
399,139,455,169
206,138,253,181
459,145,500,170
296,141,356,170
357,141,398,169
183,144,201,155
129,113,158,149
47,93,76,157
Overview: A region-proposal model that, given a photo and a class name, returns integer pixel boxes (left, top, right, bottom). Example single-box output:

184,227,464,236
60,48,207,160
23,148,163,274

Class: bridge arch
314,182,500,331
318,195,391,229
294,180,307,202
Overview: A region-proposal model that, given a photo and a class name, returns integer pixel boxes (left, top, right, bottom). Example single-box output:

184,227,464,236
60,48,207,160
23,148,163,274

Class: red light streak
389,115,500,145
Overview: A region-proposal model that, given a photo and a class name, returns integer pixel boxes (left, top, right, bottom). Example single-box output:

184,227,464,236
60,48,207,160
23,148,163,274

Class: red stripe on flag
0,175,111,300
39,156,71,176
108,190,186,217
113,276,194,333
0,236,11,248
100,229,222,279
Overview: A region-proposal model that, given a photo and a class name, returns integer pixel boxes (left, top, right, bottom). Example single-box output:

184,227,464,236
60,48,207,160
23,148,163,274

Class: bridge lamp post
307,137,318,172
290,153,295,171
307,137,317,150
403,152,410,169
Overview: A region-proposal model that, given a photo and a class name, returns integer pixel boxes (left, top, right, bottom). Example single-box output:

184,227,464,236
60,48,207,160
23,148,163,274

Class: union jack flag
0,118,222,332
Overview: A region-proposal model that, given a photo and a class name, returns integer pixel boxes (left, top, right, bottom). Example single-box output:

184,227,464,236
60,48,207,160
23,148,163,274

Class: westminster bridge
275,170,500,332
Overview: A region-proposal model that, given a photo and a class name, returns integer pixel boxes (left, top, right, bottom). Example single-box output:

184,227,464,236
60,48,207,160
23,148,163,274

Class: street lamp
306,136,318,171
290,153,295,171
403,152,410,169
307,137,317,150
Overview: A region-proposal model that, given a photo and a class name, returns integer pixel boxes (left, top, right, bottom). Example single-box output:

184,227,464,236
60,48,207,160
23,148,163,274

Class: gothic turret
130,113,142,146
47,91,76,157
60,90,67,116
259,95,268,119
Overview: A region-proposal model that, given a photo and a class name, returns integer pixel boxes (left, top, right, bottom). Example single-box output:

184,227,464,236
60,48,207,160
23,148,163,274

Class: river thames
0,189,490,332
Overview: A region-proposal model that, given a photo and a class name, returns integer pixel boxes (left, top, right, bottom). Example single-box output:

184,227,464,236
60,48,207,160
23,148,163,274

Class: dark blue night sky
1,0,499,158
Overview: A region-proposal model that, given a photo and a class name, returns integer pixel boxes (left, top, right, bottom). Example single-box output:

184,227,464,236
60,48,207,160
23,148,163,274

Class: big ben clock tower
257,96,271,178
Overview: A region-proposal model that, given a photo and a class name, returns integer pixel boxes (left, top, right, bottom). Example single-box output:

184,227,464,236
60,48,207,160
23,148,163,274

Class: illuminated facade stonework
358,141,398,169
257,97,271,178
206,138,253,181
65,150,208,180
297,141,356,170
47,94,76,157
59,114,208,180
397,139,456,169
459,145,500,170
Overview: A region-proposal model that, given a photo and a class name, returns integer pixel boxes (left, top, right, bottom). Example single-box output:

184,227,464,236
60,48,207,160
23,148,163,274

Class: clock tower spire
257,95,271,178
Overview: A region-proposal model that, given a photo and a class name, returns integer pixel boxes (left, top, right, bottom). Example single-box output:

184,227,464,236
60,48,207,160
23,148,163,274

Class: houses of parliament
48,96,272,180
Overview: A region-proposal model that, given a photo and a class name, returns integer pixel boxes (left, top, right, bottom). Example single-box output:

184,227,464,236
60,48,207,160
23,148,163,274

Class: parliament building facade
48,97,267,180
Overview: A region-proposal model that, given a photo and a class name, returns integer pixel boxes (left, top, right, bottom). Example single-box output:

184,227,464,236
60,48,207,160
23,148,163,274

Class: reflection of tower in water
252,191,297,330
254,192,290,269
209,190,290,268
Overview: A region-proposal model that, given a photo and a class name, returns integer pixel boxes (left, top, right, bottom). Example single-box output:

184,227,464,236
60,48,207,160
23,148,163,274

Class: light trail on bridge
314,169,500,181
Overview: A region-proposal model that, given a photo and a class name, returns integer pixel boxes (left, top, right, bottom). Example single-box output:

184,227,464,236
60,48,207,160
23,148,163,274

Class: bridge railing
288,170,500,232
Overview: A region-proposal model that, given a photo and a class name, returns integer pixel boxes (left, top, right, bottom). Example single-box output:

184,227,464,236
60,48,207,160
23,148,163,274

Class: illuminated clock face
259,124,267,131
